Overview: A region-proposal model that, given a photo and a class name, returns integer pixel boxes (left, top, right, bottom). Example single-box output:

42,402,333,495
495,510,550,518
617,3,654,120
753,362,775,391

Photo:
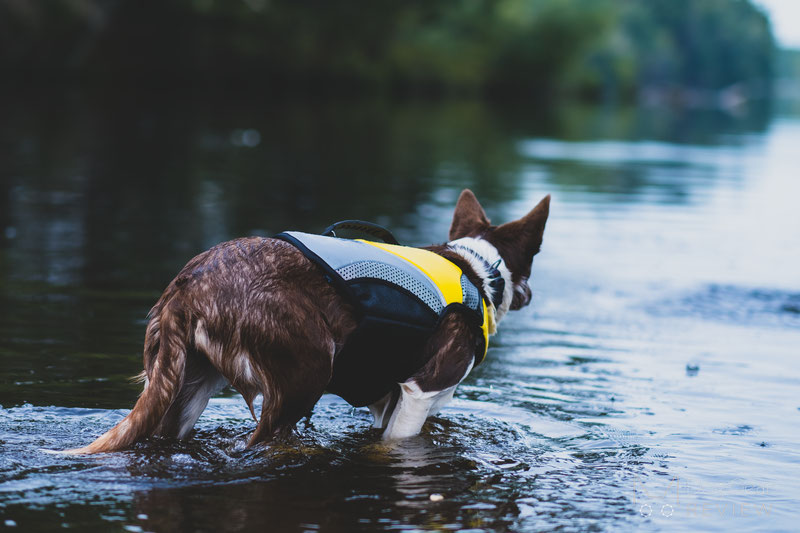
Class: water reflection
0,87,773,294
1,87,771,259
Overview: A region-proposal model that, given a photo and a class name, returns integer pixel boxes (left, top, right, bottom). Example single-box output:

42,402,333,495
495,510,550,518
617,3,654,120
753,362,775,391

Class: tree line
0,0,775,99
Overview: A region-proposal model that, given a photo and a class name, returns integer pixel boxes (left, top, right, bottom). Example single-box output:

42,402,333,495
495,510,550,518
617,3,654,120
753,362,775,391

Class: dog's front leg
382,381,457,440
382,359,474,440
381,313,479,440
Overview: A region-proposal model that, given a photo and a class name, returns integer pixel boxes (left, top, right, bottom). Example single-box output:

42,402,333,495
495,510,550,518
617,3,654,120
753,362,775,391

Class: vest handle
321,220,400,245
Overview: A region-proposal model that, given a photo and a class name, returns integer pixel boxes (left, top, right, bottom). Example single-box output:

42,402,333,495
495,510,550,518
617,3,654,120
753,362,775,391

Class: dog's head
448,189,549,321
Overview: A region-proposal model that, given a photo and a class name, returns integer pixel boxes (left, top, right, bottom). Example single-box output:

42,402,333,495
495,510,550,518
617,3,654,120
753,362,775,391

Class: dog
68,189,549,453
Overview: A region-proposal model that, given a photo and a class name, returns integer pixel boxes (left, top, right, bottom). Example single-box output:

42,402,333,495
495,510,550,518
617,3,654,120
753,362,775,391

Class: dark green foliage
0,0,776,98
620,0,774,90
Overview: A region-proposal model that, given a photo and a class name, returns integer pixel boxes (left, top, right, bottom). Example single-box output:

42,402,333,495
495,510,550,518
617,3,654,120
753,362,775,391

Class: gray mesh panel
461,274,481,310
338,261,444,313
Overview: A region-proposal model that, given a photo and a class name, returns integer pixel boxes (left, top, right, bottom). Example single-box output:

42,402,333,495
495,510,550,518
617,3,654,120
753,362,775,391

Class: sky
756,0,800,49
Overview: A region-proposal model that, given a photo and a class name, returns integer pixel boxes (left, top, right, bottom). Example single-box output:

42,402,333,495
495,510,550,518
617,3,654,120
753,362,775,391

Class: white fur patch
235,351,256,383
194,321,223,364
382,359,475,440
382,380,443,440
448,237,514,323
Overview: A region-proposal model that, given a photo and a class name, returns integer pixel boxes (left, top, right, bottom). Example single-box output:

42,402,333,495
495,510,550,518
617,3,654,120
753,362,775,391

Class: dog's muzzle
510,281,532,310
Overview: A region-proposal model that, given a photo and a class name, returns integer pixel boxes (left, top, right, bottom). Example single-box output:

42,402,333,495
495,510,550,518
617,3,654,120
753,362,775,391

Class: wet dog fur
68,189,549,453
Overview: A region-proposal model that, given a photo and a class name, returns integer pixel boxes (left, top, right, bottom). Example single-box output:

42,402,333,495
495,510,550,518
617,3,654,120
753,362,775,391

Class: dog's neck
447,237,514,324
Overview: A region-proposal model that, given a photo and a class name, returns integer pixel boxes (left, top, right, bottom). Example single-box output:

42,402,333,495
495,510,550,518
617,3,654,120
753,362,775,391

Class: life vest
276,231,489,407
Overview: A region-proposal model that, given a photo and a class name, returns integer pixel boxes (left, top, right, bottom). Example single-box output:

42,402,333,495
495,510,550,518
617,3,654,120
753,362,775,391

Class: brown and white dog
68,190,549,453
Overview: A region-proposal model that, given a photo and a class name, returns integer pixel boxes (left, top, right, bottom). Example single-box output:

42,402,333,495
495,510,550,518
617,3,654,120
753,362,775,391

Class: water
1,87,799,532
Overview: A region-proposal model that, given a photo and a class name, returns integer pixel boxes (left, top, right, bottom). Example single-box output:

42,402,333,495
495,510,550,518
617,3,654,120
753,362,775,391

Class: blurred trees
0,0,775,100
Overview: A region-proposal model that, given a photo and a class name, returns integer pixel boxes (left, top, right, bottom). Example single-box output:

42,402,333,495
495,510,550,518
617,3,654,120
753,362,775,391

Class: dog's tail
66,299,188,454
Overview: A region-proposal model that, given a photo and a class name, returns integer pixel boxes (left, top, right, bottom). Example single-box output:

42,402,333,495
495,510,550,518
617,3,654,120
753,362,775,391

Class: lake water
1,88,799,532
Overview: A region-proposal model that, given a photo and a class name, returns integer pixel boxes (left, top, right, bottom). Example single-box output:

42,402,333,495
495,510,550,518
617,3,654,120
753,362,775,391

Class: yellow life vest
276,230,490,407
361,239,490,358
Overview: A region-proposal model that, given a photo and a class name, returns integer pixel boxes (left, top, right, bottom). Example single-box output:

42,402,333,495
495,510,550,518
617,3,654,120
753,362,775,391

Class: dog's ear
449,189,491,240
491,195,550,272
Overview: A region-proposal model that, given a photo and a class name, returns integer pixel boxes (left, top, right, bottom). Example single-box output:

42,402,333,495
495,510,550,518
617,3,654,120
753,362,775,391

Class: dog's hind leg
245,338,335,447
156,348,228,439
